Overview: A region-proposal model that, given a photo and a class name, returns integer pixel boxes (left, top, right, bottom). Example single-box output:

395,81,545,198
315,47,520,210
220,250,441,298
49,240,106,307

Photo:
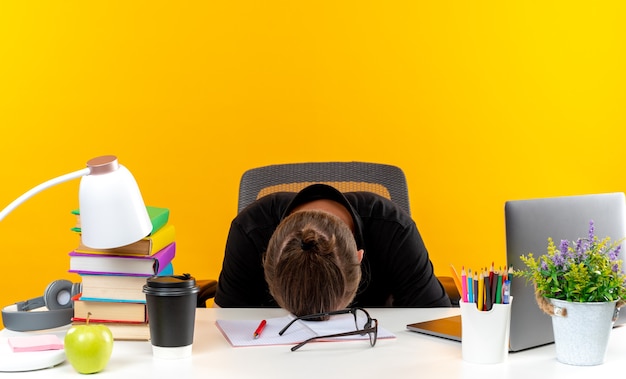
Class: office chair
196,162,460,307
231,161,460,306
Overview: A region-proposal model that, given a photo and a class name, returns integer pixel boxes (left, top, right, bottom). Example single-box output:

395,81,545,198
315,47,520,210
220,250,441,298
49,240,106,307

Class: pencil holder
459,297,513,364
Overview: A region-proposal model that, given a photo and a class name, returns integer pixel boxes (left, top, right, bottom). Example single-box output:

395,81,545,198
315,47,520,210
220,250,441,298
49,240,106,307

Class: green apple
64,315,114,374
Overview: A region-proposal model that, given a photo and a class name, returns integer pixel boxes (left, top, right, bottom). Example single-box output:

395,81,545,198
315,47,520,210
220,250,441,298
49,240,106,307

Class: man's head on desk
263,207,363,319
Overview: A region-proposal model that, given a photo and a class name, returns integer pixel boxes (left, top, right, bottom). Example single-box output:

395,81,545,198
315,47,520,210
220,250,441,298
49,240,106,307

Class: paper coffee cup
143,274,199,359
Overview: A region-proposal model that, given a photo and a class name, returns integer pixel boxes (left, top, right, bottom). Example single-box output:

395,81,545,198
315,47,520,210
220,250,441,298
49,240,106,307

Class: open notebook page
216,313,395,347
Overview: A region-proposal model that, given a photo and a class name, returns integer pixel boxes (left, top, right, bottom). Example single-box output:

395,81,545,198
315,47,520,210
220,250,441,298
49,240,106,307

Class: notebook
217,314,395,347
408,192,626,352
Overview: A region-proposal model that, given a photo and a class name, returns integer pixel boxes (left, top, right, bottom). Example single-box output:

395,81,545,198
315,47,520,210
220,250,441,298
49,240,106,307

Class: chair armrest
196,279,218,308
437,276,460,307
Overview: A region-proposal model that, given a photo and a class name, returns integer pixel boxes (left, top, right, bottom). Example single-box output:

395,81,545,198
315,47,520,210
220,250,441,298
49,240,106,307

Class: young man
214,183,451,314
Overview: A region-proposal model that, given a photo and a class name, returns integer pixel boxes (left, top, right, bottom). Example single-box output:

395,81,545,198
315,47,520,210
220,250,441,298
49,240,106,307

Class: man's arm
213,220,270,307
387,222,451,307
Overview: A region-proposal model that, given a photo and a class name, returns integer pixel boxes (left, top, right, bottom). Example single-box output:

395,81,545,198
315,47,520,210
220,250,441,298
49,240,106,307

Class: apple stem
87,312,92,325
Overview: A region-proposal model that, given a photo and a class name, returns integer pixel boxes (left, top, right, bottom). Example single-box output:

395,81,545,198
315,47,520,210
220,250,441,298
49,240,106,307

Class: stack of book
68,206,176,340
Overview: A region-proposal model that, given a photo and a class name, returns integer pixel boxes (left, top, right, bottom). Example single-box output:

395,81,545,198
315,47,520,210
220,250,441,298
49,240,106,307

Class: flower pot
548,298,619,366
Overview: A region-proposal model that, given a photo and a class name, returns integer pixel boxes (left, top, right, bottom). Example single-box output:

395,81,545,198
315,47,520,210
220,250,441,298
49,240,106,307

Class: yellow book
75,224,175,256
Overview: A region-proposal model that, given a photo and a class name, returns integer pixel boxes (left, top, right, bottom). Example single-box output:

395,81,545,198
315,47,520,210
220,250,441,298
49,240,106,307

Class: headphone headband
2,304,73,331
1,280,81,331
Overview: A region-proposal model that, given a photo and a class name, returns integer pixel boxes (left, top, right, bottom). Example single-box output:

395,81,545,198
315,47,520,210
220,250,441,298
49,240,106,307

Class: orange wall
1,2,625,325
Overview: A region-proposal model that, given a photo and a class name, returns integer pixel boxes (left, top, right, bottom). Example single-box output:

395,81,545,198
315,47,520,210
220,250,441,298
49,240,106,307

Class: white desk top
3,307,626,378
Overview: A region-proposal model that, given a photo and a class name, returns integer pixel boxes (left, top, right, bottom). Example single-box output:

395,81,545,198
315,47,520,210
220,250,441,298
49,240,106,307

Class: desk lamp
0,155,151,249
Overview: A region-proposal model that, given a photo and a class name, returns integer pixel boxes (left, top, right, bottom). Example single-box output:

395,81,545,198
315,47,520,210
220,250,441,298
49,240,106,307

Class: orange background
1,2,625,325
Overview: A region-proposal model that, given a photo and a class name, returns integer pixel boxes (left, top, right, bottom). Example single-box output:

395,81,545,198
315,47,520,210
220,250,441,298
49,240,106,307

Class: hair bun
301,240,316,251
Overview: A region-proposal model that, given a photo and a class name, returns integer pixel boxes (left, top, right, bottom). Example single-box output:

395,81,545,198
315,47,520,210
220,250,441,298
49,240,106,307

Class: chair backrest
238,162,411,214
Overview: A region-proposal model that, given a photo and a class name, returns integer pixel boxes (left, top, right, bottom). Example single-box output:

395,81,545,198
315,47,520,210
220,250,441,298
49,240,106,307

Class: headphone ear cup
43,280,74,310
71,282,82,299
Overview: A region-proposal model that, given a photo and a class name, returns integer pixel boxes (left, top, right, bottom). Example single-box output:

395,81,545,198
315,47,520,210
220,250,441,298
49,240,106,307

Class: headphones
1,279,82,332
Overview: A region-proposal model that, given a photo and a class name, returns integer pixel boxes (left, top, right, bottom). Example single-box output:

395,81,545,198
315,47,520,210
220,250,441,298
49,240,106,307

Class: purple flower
559,240,569,256
610,245,621,261
551,252,565,268
588,220,595,241
575,237,591,261
575,238,584,256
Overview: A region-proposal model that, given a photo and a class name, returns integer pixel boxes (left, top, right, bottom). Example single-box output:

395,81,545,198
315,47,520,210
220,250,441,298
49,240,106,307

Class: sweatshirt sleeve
386,222,451,307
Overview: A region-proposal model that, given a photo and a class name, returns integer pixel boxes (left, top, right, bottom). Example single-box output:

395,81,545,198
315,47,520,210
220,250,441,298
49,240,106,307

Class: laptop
408,192,626,352
407,314,462,342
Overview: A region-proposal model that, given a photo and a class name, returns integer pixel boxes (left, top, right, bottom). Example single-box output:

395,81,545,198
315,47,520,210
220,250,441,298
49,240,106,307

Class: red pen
253,319,267,339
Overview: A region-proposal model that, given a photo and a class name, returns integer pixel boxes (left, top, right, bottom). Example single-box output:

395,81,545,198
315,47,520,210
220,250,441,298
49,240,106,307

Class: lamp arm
0,167,91,222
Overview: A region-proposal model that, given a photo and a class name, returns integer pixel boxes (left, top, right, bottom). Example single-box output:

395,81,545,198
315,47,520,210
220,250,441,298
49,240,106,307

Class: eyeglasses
278,307,378,352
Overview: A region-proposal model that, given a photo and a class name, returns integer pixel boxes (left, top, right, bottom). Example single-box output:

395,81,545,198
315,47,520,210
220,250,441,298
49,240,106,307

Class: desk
3,307,626,378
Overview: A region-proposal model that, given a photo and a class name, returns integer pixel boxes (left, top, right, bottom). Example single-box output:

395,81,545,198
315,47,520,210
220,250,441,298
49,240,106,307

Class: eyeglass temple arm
278,318,299,336
290,329,374,352
279,309,357,336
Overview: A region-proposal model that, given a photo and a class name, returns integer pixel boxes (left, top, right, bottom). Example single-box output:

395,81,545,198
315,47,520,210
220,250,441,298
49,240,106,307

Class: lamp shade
79,156,152,249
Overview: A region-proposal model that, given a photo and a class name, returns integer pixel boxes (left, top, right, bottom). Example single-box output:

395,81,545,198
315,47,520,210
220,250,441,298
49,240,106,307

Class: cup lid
143,274,199,295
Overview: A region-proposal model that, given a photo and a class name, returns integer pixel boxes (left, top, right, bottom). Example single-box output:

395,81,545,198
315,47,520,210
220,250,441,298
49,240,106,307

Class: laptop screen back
505,192,626,352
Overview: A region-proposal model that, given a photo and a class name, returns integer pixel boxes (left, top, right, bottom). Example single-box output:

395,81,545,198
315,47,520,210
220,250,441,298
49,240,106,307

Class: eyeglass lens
354,308,377,346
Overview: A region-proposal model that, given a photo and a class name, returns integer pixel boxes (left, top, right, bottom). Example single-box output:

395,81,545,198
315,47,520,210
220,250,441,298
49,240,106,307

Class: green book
71,206,170,235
